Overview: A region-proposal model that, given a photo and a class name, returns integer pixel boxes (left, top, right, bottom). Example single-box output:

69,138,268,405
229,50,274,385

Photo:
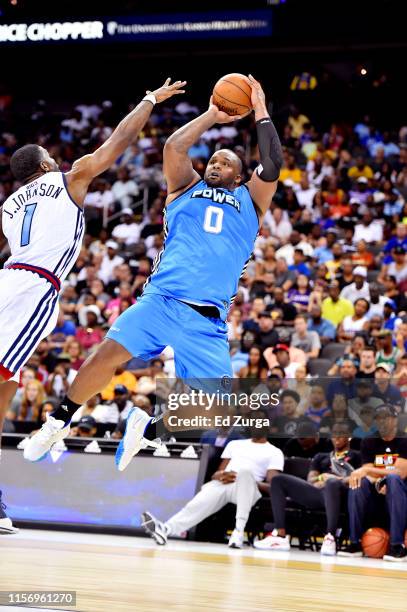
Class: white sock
235,518,246,533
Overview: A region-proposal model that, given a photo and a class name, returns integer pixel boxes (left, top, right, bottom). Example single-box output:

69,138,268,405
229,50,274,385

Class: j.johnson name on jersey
3,181,64,218
191,187,241,212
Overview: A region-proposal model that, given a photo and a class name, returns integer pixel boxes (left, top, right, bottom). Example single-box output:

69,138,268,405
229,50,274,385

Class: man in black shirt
339,405,407,561
271,390,310,440
255,422,360,555
284,421,332,459
356,347,377,380
266,287,297,325
257,312,279,350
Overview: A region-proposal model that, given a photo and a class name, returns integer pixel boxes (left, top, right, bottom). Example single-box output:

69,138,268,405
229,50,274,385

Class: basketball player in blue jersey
25,75,283,472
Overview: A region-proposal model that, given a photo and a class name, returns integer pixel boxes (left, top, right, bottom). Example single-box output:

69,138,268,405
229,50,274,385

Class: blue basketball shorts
106,293,232,389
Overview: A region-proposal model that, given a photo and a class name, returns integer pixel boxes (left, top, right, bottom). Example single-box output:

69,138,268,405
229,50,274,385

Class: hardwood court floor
1,530,406,612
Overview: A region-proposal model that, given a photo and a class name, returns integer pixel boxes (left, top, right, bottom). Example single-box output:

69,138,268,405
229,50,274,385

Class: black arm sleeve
256,117,283,182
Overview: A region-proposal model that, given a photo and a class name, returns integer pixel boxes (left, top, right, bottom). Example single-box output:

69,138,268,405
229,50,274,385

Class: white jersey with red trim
2,171,84,283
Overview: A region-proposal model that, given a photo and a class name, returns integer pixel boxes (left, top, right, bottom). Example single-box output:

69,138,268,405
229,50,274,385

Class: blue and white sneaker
23,414,70,462
0,490,19,534
115,408,160,472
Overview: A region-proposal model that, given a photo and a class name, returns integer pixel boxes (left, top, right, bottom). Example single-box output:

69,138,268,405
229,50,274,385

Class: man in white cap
111,208,142,246
98,240,124,285
340,266,370,303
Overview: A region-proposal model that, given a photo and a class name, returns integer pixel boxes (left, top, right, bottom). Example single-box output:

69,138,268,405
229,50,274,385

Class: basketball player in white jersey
0,78,185,532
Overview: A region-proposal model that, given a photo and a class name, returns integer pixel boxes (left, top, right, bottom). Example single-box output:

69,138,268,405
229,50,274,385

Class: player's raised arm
65,78,186,205
164,100,247,203
245,75,283,218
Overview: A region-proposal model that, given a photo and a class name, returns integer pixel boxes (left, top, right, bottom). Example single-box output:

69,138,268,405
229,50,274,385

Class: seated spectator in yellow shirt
280,154,303,184
321,281,354,327
288,106,310,138
348,156,374,180
101,365,137,401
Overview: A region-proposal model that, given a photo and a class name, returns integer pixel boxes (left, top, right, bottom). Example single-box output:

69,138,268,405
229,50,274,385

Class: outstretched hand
208,96,250,124
247,74,268,115
147,78,187,103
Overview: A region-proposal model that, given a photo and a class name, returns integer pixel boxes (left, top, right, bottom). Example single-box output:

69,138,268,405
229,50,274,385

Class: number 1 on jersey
203,205,223,234
20,203,37,247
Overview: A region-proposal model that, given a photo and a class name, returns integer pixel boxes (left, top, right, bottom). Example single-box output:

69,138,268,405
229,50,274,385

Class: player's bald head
214,149,243,174
205,148,243,189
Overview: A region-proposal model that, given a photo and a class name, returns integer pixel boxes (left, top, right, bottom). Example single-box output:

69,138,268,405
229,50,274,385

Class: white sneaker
115,408,160,472
253,529,290,551
228,529,244,549
141,511,169,545
320,533,336,556
0,517,19,535
23,415,70,462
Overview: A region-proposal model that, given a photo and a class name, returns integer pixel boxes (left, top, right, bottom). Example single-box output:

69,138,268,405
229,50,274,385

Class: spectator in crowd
63,338,86,371
304,385,330,425
265,343,304,378
98,240,125,285
49,312,76,353
339,405,407,561
307,304,336,344
137,358,169,398
238,346,269,387
111,168,140,211
320,393,357,435
101,366,138,401
141,416,284,549
267,287,297,324
327,359,358,404
69,415,98,438
348,156,374,180
352,406,378,439
7,380,45,423
348,380,384,425
75,306,104,351
375,329,402,368
337,298,370,342
111,209,142,246
379,246,407,286
340,267,370,303
287,275,312,312
45,355,77,400
255,422,360,555
373,364,404,411
91,385,133,423
270,390,308,438
256,312,279,351
291,314,321,360
284,421,331,459
322,281,354,327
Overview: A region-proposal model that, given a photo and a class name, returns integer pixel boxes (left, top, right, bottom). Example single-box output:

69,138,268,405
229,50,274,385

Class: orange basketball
212,73,252,116
361,527,390,558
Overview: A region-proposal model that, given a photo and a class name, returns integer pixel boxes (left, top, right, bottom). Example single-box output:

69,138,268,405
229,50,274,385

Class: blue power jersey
143,179,259,321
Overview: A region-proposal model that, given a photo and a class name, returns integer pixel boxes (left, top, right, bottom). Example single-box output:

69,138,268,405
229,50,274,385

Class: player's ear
40,160,49,173
234,174,242,186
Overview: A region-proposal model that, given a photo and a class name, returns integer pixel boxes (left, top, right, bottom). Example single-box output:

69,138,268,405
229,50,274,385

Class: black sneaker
338,542,363,557
383,544,407,562
0,490,19,534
